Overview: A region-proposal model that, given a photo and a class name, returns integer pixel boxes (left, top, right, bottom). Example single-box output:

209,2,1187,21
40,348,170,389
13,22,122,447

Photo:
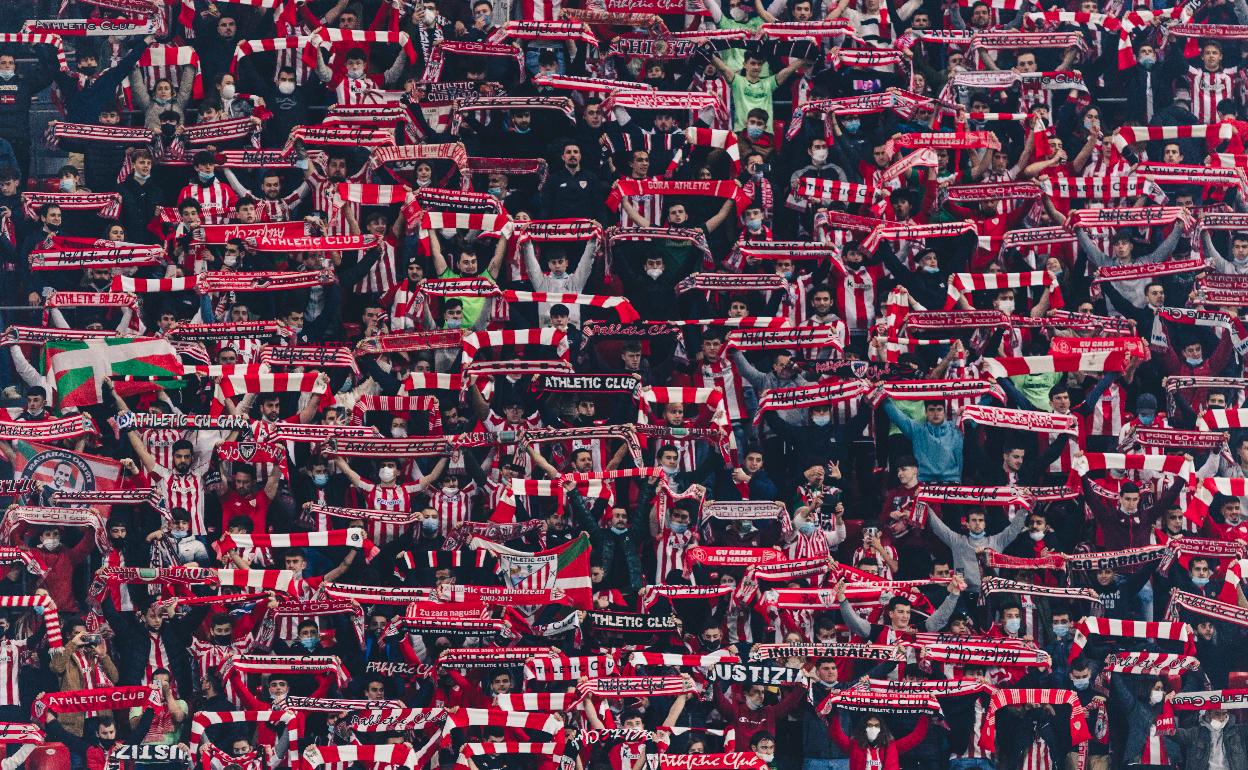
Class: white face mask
645,268,663,279
424,8,437,24
1211,716,1229,730
277,80,296,95
811,148,828,165
864,727,881,742
756,755,773,764
347,66,366,80
221,84,236,99
1004,618,1021,634
1029,530,1045,541
392,427,408,438
1150,690,1164,705
378,466,397,483
997,299,1015,314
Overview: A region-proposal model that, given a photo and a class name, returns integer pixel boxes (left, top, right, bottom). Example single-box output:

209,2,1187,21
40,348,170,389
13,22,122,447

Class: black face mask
213,634,233,645
109,537,126,549
78,65,97,76
160,124,177,142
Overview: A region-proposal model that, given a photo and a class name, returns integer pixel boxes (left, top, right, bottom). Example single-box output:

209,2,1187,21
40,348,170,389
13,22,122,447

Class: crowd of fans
5,0,1248,770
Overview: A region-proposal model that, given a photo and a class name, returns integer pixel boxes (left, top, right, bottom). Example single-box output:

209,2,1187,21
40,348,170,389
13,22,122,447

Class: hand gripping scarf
607,179,751,214
979,576,1103,606
577,676,693,699
33,685,158,721
981,689,1089,751
958,404,1079,436
819,687,941,715
945,271,1063,310
1167,589,1248,629
753,380,872,424
0,596,61,648
224,654,350,690
1071,452,1194,482
1103,652,1201,675
21,192,120,220
919,642,1051,669
749,643,904,662
1067,618,1194,663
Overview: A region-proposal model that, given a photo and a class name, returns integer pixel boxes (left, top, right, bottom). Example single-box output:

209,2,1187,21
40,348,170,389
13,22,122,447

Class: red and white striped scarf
21,192,120,219
1038,175,1165,202
524,654,618,681
1113,122,1235,153
946,270,1062,310
441,708,565,745
577,676,691,699
1068,618,1193,663
1168,589,1248,629
1070,452,1193,480
795,177,871,204
1104,652,1201,675
607,179,750,214
218,530,379,563
0,596,62,648
981,689,1089,751
980,352,1127,379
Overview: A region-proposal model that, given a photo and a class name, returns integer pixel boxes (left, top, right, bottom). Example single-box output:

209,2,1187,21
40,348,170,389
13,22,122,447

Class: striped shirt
1189,66,1238,124
0,639,25,706
177,179,238,209
153,465,207,535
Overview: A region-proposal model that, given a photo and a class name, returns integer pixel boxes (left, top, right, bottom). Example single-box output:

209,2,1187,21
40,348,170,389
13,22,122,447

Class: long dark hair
850,714,895,747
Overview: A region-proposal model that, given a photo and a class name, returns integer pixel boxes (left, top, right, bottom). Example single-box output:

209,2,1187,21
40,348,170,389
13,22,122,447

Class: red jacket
828,715,929,770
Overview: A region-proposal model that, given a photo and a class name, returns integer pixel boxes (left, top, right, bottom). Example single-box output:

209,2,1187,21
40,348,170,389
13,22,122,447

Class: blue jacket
883,399,964,482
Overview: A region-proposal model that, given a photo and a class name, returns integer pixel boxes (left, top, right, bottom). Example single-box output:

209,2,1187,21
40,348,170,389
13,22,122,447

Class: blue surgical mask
1004,618,1021,634
300,636,319,650
609,525,629,535
1193,576,1210,587
488,187,503,197
746,125,764,140
1052,622,1070,638
422,519,439,534
1071,676,1091,690
198,171,216,184
968,531,986,540
746,219,763,232
313,473,329,486
32,605,44,616
1185,357,1203,366
59,178,76,192
514,126,531,134
798,521,817,536
171,530,189,540
445,318,462,329
0,71,13,81
922,265,940,274
843,119,861,133
1138,54,1157,69
1139,413,1155,426
669,522,688,535
812,415,831,427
